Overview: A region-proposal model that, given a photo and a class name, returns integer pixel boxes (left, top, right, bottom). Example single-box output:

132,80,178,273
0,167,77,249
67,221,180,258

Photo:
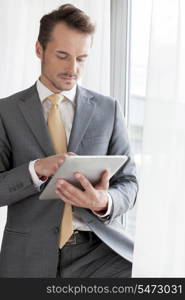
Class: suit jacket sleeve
0,115,38,207
107,100,138,223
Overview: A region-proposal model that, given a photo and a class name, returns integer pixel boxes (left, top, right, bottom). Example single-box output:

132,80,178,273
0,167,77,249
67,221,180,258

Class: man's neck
39,76,61,94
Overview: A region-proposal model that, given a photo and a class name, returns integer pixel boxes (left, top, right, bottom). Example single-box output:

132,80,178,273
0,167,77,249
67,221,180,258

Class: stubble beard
41,69,76,92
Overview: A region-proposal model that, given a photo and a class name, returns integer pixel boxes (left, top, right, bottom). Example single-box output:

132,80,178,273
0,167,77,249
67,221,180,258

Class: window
128,0,153,174
124,0,153,237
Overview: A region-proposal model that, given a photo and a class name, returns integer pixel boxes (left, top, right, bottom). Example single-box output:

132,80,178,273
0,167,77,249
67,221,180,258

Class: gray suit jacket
0,84,138,277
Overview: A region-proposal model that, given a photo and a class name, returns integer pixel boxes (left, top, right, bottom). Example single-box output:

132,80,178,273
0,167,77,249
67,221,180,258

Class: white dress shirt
29,79,112,231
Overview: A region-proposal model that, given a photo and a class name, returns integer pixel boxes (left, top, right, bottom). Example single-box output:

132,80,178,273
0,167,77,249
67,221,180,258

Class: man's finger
68,152,76,156
55,189,76,205
58,159,64,164
56,178,85,200
74,172,94,193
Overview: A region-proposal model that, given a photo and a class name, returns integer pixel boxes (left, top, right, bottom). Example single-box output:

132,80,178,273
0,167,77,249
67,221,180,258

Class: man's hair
38,3,96,49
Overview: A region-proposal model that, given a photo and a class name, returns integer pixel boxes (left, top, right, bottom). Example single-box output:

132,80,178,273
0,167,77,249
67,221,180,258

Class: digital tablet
39,155,128,200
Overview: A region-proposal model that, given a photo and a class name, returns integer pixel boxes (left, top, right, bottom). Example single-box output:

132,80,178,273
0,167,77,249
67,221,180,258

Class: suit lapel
68,86,96,153
18,84,55,157
18,84,96,156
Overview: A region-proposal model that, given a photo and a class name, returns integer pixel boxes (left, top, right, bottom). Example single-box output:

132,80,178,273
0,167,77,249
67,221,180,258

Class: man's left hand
55,170,109,212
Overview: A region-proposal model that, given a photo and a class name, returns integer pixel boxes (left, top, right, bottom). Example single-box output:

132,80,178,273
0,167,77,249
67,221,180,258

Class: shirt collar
36,79,77,103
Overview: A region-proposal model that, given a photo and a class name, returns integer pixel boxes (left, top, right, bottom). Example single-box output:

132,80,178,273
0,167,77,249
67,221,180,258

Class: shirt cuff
29,160,48,190
93,192,113,218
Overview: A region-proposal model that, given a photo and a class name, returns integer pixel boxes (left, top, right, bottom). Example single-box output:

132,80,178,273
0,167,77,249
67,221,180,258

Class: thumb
96,170,109,190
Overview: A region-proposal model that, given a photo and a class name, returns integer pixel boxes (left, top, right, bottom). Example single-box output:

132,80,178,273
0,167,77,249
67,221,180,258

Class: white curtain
0,0,110,247
0,0,110,98
110,0,129,111
133,0,185,277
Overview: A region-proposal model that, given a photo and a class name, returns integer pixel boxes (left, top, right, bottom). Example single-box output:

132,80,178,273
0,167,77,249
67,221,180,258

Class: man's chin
55,80,76,91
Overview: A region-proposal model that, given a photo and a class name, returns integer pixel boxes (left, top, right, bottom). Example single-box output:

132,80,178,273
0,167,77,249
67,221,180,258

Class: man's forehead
47,33,91,56
56,50,89,57
51,22,91,40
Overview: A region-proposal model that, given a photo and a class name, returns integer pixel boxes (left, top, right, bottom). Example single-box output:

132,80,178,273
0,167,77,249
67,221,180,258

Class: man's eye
57,56,66,60
77,58,86,62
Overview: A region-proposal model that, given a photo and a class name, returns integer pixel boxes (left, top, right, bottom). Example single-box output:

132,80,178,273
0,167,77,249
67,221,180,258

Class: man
0,4,138,278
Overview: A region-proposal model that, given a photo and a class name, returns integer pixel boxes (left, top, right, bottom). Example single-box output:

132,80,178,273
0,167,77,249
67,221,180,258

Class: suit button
54,226,59,234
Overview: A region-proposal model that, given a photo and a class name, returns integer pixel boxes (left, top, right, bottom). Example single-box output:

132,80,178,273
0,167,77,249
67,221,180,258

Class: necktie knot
48,94,64,107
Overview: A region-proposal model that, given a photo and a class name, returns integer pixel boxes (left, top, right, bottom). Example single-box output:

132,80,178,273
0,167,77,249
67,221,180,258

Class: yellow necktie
48,94,73,248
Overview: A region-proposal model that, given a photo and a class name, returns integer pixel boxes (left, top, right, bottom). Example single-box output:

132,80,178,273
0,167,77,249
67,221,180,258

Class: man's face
36,22,92,93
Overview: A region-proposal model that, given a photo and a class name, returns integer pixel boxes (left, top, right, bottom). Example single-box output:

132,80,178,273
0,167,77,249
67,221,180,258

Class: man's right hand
34,152,75,179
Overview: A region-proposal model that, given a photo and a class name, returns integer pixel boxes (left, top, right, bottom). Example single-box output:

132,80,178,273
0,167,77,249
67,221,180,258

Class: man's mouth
58,74,77,81
62,77,75,81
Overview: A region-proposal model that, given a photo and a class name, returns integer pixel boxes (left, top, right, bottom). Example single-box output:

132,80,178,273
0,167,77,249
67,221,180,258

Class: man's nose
66,58,77,74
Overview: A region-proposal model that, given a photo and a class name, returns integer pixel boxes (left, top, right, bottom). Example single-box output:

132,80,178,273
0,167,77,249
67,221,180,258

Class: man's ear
35,40,44,59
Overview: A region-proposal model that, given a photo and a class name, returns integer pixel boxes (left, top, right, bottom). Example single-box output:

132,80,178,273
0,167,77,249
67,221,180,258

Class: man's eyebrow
56,50,88,58
78,54,89,58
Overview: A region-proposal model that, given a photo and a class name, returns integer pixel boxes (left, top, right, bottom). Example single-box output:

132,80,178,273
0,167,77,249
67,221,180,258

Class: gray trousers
56,231,132,278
